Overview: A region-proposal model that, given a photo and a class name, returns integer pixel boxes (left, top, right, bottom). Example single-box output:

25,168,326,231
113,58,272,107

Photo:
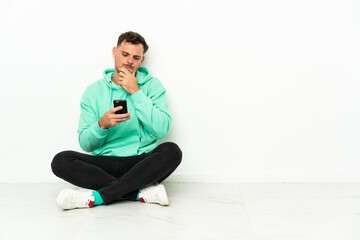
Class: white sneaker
138,184,170,206
56,188,95,210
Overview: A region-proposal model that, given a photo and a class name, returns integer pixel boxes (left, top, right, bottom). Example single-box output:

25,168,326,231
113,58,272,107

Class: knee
158,142,182,167
51,151,74,177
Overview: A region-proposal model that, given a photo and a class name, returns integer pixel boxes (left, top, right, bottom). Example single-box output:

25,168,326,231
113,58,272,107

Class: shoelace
71,191,93,198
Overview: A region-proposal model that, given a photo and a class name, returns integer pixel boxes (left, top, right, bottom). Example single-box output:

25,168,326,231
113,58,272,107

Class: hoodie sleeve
77,94,109,153
130,78,171,139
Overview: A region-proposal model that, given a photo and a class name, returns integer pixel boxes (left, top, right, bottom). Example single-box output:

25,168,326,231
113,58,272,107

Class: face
112,41,145,74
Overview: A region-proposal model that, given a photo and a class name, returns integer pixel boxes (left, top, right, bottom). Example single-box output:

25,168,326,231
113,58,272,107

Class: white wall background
0,0,359,183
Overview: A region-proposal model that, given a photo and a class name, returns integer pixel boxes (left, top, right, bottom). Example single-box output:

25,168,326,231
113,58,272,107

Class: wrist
98,120,108,130
130,87,140,95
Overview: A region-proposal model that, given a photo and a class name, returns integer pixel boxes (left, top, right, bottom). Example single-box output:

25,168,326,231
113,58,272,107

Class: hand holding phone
98,100,130,129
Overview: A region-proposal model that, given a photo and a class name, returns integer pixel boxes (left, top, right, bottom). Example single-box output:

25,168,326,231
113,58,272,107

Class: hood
102,67,153,109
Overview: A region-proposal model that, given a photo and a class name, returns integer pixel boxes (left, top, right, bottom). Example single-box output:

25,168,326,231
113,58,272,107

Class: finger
119,70,126,76
117,113,131,118
111,106,123,113
119,67,129,74
122,67,135,76
114,113,131,120
114,115,131,123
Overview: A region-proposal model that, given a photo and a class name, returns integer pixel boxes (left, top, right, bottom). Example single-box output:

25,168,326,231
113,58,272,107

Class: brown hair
117,31,149,54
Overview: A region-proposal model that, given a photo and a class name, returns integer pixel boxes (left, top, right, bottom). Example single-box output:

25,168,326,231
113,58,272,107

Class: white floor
0,183,360,240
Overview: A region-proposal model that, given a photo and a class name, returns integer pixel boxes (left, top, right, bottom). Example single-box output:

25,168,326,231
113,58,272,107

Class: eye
134,57,141,61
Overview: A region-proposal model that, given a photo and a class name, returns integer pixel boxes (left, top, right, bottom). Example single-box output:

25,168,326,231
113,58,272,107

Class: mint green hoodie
78,67,171,157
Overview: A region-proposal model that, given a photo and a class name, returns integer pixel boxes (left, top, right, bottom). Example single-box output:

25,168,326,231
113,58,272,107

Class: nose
127,56,134,65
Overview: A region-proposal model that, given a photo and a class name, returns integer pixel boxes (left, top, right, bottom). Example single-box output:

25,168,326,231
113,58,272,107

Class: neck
111,70,120,86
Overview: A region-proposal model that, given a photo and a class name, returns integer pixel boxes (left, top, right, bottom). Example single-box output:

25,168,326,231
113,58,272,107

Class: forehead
118,41,144,55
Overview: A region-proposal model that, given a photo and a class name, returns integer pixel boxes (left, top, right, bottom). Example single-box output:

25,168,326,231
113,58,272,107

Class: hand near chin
118,67,140,95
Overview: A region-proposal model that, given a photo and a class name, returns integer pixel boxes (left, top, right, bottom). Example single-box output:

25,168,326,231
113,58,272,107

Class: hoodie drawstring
109,80,112,110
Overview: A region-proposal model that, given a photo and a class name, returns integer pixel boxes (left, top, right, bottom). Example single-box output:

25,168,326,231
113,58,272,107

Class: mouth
124,65,133,70
123,66,135,73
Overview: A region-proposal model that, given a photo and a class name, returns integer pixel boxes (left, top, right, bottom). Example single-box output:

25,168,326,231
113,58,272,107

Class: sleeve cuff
130,89,149,106
90,121,109,138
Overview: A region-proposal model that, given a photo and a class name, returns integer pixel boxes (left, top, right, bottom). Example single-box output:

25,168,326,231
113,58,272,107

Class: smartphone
113,100,128,114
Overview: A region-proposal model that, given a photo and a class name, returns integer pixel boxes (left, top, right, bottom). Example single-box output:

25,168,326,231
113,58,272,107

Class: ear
140,56,145,64
112,47,117,58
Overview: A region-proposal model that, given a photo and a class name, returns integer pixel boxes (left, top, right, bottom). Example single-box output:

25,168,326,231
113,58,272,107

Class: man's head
112,31,148,74
117,31,148,54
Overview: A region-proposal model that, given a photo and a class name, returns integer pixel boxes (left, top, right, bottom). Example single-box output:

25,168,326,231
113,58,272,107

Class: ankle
92,191,104,206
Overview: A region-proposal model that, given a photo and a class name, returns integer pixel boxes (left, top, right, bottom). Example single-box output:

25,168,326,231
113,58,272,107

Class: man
51,31,182,210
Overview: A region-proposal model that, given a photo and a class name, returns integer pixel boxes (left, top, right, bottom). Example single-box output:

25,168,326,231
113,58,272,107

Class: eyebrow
121,51,142,58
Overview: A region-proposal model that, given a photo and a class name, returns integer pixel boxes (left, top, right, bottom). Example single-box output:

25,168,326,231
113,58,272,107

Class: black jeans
51,142,182,204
